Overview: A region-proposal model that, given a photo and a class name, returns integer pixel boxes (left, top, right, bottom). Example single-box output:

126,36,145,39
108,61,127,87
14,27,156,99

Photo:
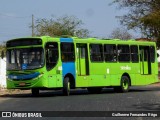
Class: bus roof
6,36,156,47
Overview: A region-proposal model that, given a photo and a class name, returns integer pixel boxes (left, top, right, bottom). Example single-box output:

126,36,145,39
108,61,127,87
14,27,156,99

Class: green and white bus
5,36,159,96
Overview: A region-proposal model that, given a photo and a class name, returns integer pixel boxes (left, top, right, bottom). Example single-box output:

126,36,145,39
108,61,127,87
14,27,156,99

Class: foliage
0,45,6,57
109,27,133,40
33,15,90,38
112,0,160,44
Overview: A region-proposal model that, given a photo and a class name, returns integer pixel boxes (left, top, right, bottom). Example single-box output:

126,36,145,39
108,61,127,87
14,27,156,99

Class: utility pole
32,14,34,36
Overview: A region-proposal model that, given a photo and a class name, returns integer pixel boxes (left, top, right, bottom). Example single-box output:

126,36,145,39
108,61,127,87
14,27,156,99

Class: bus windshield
6,47,44,70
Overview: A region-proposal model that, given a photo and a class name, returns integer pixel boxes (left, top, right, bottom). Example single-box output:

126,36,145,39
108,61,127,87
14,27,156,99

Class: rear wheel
31,88,39,96
120,76,130,92
114,76,130,93
63,77,70,96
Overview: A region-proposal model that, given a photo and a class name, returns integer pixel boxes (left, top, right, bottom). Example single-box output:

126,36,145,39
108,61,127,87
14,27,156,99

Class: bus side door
139,46,151,75
76,43,89,76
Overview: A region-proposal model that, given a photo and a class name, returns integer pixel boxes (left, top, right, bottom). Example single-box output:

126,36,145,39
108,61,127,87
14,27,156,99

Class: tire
31,88,39,96
63,77,70,96
87,87,102,94
114,76,130,93
120,76,130,93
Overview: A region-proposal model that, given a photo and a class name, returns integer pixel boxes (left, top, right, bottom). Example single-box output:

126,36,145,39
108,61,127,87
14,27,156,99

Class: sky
0,0,139,43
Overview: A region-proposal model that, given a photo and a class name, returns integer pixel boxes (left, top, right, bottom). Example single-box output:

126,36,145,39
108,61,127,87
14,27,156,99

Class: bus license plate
19,82,26,86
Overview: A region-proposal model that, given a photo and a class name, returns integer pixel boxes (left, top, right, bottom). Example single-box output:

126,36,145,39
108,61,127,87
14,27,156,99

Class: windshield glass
6,47,44,70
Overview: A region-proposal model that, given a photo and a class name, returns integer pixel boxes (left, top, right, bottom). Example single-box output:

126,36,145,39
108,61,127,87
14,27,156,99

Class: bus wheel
63,77,70,96
120,76,130,93
31,88,39,96
87,87,102,94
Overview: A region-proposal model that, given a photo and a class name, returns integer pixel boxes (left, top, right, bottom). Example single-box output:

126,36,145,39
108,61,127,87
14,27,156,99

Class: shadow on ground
132,103,160,111
0,85,160,98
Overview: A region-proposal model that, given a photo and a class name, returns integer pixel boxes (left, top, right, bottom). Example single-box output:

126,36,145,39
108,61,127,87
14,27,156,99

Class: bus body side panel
108,63,120,86
62,62,76,80
130,63,140,85
89,63,105,87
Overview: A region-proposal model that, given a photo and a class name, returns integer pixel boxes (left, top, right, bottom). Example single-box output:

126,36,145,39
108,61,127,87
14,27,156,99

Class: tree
33,15,90,38
109,27,133,40
112,0,160,44
0,45,6,57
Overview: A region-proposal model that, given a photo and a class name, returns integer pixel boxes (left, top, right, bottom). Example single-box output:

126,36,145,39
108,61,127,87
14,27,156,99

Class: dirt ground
0,88,31,96
149,81,160,87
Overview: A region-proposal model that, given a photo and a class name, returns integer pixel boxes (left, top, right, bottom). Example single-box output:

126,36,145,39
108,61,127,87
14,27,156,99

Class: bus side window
104,44,117,62
45,42,58,71
61,43,75,62
118,45,130,62
90,44,103,62
131,45,139,63
150,46,155,63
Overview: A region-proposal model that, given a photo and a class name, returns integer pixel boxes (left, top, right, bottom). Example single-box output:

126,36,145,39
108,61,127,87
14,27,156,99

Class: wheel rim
122,79,128,90
68,82,70,94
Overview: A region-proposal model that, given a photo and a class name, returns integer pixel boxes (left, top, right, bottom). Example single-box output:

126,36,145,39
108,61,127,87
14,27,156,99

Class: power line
0,13,31,18
0,13,34,37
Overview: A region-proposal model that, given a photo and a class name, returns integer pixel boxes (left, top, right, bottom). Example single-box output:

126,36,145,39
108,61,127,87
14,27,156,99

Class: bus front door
140,46,151,75
76,44,89,76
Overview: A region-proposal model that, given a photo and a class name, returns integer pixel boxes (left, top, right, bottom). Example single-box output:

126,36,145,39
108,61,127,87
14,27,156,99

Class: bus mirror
1,51,4,59
157,53,159,58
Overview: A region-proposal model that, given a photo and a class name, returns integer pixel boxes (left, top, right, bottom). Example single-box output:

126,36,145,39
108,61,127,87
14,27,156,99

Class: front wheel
63,77,70,96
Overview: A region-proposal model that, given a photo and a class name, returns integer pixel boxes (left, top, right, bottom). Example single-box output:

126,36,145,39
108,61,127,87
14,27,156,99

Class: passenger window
45,42,59,71
118,45,130,62
104,44,117,62
131,45,139,63
61,43,75,62
90,44,103,62
150,46,155,63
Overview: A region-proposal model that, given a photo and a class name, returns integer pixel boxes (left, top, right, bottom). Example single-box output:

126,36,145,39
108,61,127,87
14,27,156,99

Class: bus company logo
2,112,11,117
120,65,131,70
22,64,27,70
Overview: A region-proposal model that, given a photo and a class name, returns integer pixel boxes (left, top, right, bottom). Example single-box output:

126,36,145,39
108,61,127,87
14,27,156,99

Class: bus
5,36,159,96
